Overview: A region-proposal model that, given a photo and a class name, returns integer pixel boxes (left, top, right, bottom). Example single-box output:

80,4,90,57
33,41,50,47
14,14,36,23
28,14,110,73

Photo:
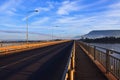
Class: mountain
82,30,120,39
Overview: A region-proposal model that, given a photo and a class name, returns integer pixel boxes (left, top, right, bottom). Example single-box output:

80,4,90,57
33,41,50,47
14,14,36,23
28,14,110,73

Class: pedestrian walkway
75,43,108,80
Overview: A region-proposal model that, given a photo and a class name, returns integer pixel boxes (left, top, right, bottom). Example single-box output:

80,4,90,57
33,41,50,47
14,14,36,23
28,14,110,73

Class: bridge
0,40,119,80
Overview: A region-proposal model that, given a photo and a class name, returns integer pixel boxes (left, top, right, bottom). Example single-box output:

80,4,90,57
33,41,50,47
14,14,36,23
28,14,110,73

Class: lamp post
26,10,39,43
52,26,59,41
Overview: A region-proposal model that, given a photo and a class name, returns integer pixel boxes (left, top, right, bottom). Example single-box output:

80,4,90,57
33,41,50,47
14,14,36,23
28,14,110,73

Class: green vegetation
80,37,120,43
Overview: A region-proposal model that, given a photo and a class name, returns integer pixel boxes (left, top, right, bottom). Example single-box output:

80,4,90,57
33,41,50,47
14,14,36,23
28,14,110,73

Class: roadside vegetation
80,37,120,43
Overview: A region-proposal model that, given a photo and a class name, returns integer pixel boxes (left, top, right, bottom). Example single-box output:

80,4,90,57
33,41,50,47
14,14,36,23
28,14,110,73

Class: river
90,43,120,59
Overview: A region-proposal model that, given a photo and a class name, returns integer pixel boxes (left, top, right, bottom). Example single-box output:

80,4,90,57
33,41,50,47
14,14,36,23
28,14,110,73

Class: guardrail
79,41,120,80
62,41,75,80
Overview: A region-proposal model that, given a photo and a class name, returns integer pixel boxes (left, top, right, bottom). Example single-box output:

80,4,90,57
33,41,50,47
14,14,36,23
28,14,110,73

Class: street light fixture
26,10,39,43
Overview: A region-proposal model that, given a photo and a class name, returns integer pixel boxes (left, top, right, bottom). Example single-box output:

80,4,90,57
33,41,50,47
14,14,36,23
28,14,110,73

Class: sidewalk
75,43,108,80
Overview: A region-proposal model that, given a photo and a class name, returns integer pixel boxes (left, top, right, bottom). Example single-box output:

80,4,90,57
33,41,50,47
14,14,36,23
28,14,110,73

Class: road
0,41,73,80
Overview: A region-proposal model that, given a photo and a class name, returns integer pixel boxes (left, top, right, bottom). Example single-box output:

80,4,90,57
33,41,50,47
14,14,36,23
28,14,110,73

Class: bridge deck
0,41,73,80
75,42,108,80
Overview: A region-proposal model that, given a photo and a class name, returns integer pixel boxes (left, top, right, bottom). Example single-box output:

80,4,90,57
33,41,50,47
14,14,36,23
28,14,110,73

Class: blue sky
0,0,120,40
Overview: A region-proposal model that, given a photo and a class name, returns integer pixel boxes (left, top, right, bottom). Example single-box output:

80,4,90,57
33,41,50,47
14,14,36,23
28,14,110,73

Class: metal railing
79,41,120,80
62,41,75,80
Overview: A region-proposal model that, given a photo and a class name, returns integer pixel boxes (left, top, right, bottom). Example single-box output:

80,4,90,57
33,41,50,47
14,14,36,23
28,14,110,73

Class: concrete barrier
62,41,75,80
0,40,70,56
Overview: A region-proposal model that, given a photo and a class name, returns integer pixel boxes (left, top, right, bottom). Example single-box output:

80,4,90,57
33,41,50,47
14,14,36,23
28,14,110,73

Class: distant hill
82,30,120,39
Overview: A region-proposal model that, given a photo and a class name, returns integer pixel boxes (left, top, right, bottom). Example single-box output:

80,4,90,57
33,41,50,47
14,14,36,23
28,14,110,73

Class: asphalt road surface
0,41,73,80
75,41,108,80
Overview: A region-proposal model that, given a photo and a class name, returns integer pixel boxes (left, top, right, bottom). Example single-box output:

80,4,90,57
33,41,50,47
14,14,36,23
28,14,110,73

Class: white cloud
106,10,120,17
31,17,49,25
109,1,120,9
22,6,51,21
54,1,120,35
81,0,108,9
56,17,76,23
57,0,80,15
106,2,120,17
36,7,50,12
57,0,108,15
0,0,120,39
5,10,16,16
22,12,38,21
0,0,23,16
0,0,15,11
46,1,54,9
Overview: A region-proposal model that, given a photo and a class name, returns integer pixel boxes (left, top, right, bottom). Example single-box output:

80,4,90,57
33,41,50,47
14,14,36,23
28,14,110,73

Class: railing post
118,60,120,80
0,42,2,47
106,50,110,73
94,46,96,60
87,44,90,54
